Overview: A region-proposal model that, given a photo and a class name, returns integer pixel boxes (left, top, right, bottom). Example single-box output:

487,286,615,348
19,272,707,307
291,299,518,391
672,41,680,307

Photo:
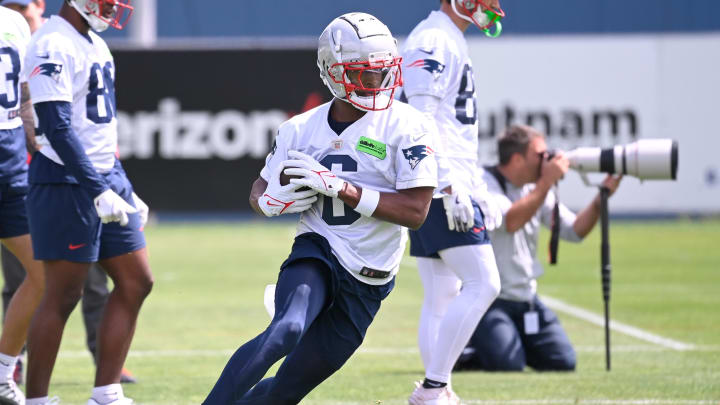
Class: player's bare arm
19,82,38,154
337,184,434,230
249,177,268,216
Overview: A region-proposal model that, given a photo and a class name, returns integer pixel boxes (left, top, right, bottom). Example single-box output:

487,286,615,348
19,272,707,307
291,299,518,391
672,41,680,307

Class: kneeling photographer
455,124,621,372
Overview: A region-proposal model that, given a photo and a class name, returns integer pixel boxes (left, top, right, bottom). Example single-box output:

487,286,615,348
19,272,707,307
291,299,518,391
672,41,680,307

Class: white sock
91,383,124,404
27,398,49,405
425,244,500,383
0,352,18,381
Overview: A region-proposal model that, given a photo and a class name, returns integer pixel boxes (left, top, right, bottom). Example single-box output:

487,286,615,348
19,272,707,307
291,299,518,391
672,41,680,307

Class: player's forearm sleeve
35,101,109,196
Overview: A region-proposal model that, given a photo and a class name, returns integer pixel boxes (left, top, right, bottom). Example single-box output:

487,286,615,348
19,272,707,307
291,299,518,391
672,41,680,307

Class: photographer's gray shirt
480,168,582,302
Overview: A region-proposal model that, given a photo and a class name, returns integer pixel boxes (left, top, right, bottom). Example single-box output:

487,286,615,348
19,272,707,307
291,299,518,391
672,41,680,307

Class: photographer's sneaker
408,381,450,405
119,368,136,384
0,378,25,405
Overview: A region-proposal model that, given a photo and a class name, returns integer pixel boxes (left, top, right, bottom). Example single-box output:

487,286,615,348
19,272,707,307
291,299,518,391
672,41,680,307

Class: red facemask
327,57,403,111
85,0,134,30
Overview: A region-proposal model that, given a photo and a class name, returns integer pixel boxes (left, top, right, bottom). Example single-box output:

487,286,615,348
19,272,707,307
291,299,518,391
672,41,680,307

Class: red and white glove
258,161,318,217
283,150,346,198
442,188,474,232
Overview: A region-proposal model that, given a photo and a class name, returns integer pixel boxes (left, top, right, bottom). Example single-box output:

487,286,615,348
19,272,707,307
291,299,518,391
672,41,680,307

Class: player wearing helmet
402,1,505,404
203,13,438,405
22,1,151,404
0,5,44,405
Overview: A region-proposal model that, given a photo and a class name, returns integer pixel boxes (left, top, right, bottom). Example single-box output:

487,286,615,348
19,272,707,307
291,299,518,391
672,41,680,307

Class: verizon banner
115,37,718,214
113,49,329,212
464,33,720,213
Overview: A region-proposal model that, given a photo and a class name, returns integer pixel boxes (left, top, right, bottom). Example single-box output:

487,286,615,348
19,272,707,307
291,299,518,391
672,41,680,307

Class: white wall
467,33,720,213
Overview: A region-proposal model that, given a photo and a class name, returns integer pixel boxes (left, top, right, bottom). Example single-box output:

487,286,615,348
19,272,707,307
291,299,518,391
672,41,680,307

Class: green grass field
36,219,720,404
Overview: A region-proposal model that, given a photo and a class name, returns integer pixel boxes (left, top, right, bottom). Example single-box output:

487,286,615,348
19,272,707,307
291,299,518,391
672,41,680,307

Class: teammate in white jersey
401,1,506,404
23,1,151,405
204,13,437,404
0,6,47,404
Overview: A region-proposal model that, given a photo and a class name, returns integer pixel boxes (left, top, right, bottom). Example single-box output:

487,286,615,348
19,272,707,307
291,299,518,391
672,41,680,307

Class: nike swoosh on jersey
412,133,427,142
68,243,87,250
37,53,50,59
418,48,435,55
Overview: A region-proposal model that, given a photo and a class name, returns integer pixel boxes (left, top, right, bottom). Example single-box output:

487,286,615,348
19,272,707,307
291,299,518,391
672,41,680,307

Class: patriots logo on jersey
30,63,63,82
407,59,445,79
402,145,434,170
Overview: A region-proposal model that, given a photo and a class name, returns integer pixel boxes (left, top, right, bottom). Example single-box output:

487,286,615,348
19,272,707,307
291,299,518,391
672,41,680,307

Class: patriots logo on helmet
407,59,445,79
402,145,434,170
30,63,63,82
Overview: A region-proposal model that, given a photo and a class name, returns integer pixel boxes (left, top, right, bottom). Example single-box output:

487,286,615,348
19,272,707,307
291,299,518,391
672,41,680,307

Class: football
280,167,311,191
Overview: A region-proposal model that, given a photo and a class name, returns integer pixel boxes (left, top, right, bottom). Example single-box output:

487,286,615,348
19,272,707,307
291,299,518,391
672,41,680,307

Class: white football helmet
451,0,504,33
317,12,402,112
67,0,134,32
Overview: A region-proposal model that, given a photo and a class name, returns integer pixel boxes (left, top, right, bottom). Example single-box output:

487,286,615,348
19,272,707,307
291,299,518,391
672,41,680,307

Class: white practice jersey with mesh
401,10,480,194
25,15,118,172
261,101,438,285
0,7,30,130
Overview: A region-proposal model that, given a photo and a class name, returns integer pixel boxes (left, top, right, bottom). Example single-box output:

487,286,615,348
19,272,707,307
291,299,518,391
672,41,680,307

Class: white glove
283,150,346,198
94,189,138,227
475,184,503,231
131,192,149,228
258,161,318,217
442,188,475,233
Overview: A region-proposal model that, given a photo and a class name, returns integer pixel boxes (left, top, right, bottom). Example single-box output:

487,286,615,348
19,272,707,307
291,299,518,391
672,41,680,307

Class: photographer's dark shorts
409,197,491,258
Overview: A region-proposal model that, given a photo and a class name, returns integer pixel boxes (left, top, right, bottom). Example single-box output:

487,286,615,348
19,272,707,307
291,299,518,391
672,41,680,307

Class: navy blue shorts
26,166,146,262
409,197,491,258
281,232,394,350
0,182,29,239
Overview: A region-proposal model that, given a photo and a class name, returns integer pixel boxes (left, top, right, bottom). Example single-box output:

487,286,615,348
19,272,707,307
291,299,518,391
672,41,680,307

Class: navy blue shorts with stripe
26,165,146,262
281,232,394,360
0,182,29,239
409,197,491,258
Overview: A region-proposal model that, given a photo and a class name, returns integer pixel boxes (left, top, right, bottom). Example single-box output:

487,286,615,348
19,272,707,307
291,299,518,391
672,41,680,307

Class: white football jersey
261,101,438,286
401,10,479,194
0,7,31,130
25,15,118,173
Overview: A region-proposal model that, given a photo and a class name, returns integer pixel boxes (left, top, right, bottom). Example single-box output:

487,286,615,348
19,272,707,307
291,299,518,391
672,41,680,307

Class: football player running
204,12,438,405
23,1,152,404
401,1,506,404
0,5,45,405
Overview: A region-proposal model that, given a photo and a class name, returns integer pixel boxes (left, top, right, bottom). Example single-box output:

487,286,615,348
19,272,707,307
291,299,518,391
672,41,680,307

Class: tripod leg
600,186,611,371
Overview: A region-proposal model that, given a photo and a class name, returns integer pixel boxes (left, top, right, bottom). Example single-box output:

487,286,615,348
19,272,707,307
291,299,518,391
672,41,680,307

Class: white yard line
300,400,719,405
540,295,696,351
54,344,720,360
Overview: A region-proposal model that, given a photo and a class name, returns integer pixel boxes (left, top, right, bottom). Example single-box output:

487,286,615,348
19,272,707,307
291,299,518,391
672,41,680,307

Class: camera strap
549,186,560,265
486,164,560,264
484,165,508,194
